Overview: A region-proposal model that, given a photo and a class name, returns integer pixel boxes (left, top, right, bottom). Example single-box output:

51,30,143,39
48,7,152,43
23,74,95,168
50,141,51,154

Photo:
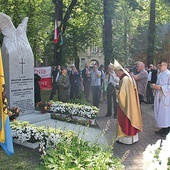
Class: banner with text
34,67,52,90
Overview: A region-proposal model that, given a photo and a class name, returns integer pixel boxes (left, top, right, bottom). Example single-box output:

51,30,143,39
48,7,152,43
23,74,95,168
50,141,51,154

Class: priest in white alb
151,58,170,137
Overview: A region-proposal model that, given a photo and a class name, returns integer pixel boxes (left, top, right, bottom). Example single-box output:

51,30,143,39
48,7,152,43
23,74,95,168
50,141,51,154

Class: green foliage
69,91,92,106
126,0,144,11
0,0,104,65
1,0,170,66
40,136,125,170
62,0,103,61
112,0,139,64
0,0,54,63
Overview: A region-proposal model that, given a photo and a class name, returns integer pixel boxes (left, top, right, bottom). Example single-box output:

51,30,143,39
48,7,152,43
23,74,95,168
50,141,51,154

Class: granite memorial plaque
0,12,34,114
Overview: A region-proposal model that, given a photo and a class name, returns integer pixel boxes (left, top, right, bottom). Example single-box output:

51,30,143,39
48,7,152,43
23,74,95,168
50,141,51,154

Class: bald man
132,62,148,104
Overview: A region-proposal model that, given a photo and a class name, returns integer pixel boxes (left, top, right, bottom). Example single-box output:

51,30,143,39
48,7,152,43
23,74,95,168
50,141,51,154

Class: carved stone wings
0,12,16,36
0,12,28,37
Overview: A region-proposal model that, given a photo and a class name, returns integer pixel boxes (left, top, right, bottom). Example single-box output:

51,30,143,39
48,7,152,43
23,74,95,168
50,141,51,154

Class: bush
40,136,125,170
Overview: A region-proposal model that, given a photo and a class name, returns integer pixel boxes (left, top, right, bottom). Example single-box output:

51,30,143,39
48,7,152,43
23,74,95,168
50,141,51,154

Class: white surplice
154,69,170,127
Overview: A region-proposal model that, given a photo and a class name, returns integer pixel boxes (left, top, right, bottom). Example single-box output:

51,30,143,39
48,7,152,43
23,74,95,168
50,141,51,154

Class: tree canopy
0,0,170,67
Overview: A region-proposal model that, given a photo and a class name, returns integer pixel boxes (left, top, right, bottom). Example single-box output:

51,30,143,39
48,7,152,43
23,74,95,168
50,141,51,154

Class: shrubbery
40,136,125,170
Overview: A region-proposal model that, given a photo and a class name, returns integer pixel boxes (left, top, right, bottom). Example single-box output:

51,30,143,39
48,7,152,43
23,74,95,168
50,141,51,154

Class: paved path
96,102,163,170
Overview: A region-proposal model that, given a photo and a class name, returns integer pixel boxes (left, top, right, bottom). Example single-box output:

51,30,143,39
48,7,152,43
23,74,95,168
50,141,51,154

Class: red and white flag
34,67,52,90
54,19,59,44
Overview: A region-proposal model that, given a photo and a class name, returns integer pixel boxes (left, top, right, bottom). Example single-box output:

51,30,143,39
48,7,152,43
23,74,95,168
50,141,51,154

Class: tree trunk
53,0,77,66
54,0,63,66
63,0,77,33
147,0,156,66
103,0,113,70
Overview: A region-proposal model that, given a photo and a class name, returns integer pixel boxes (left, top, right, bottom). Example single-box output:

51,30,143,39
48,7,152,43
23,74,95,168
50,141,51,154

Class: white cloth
118,133,139,144
55,72,60,82
154,69,170,127
148,71,152,81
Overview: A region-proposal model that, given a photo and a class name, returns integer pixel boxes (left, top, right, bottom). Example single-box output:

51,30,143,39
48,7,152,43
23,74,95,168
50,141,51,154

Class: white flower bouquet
10,120,77,154
50,101,99,119
143,132,170,170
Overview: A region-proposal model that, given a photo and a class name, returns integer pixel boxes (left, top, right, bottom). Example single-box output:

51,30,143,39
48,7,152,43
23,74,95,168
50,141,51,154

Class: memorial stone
0,12,34,114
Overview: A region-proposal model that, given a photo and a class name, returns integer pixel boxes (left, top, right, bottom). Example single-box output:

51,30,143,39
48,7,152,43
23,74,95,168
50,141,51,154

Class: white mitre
111,59,123,71
112,59,131,77
113,59,137,87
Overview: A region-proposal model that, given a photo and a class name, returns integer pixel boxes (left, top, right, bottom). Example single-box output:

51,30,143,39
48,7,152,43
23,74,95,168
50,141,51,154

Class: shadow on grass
0,143,40,170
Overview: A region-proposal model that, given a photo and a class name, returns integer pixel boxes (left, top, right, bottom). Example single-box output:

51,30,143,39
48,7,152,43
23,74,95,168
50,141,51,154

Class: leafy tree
1,0,170,68
0,0,54,65
58,0,103,68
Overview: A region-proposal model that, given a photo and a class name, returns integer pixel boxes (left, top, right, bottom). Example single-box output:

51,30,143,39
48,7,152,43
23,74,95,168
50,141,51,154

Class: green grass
41,89,92,106
0,144,40,170
41,89,58,102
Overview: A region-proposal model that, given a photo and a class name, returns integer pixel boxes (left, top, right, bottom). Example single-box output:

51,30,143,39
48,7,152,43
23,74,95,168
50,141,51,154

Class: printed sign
34,67,52,90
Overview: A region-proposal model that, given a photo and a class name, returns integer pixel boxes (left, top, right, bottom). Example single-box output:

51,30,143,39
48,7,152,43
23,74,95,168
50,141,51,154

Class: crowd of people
35,58,170,144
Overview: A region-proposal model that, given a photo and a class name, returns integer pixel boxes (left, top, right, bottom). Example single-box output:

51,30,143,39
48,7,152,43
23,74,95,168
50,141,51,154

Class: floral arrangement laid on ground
37,101,51,113
2,83,21,121
143,132,170,170
7,107,21,121
49,101,99,126
10,120,77,154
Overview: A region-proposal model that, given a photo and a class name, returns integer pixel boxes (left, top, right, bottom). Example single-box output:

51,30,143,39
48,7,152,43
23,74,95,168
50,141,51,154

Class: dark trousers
146,81,154,103
91,86,101,108
50,82,58,100
83,81,91,100
138,94,144,104
107,83,117,117
34,84,41,103
70,86,80,100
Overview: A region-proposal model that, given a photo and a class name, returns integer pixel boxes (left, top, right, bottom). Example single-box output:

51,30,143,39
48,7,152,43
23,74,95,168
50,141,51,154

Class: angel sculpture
0,12,34,114
0,12,33,56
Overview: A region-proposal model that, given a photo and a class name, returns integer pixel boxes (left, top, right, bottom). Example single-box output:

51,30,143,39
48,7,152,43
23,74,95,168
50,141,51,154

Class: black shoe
105,113,111,117
155,129,163,134
161,128,170,137
161,133,167,137
145,101,152,104
113,115,117,119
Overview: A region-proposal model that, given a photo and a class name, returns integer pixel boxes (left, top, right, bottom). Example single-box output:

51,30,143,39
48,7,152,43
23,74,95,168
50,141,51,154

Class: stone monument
0,12,34,114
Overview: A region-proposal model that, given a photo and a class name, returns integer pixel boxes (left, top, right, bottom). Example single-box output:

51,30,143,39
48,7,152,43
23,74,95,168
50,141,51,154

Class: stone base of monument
18,110,50,124
118,133,139,145
13,138,39,149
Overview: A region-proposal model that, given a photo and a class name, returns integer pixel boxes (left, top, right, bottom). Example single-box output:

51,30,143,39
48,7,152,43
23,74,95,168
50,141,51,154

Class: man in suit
146,64,154,104
49,65,61,100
